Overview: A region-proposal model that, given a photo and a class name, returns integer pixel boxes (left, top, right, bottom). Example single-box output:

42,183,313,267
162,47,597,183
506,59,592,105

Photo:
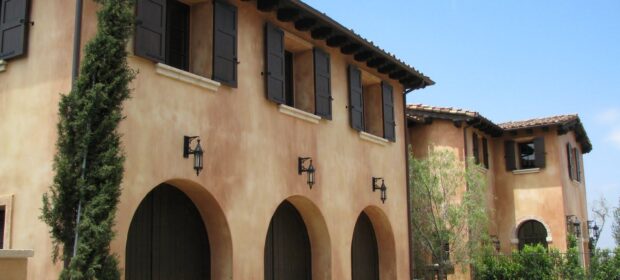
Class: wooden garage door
265,201,312,280
351,212,379,280
126,184,210,280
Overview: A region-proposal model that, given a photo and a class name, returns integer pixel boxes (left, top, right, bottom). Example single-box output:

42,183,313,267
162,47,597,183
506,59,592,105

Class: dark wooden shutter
264,23,285,104
482,137,489,168
472,133,480,164
573,147,581,181
348,65,364,131
0,207,5,249
314,47,332,119
534,137,546,168
566,143,574,180
504,140,516,171
135,0,166,62
382,81,396,142
0,0,29,60
213,0,238,86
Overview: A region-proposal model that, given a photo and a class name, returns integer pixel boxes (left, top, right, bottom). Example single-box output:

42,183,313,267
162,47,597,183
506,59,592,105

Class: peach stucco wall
408,120,496,280
1,0,414,279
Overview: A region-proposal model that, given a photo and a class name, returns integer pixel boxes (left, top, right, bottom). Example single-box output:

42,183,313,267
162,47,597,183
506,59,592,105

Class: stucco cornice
0,60,6,72
155,63,220,92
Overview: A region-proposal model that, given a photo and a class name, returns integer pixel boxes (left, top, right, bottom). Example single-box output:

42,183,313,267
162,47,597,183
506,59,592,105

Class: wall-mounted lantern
298,157,315,189
183,136,203,176
566,215,581,237
587,220,601,249
372,177,387,203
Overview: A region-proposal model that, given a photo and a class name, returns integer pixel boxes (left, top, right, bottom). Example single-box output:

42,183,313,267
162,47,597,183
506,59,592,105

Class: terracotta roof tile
498,114,579,130
406,104,592,153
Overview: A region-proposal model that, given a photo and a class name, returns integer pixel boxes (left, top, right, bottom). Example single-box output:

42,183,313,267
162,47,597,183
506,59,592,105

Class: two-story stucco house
407,104,593,277
0,0,434,279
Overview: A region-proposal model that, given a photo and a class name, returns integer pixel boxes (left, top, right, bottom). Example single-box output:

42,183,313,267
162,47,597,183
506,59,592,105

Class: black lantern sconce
566,215,581,237
298,157,315,189
183,136,203,176
587,220,601,247
372,177,387,203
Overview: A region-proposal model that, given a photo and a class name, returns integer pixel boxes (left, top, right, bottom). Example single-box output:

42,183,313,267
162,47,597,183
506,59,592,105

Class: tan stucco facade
407,113,591,279
0,1,422,279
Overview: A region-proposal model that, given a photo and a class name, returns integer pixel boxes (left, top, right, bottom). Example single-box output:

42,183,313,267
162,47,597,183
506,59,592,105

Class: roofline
259,0,434,91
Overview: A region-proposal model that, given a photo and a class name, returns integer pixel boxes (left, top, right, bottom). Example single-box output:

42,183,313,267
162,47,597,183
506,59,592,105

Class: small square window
518,141,536,169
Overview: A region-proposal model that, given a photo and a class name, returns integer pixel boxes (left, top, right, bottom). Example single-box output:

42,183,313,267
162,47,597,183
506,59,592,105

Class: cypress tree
41,0,134,279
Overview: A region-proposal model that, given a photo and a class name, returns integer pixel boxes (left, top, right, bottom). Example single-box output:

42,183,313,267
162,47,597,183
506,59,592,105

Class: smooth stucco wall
1,0,414,279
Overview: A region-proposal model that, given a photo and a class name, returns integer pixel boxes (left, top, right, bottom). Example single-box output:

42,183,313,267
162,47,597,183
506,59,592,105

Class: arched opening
361,206,397,280
126,184,210,279
518,220,548,250
264,200,312,280
351,212,379,280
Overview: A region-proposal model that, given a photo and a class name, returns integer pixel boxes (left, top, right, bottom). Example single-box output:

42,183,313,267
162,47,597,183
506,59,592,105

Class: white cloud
595,108,620,124
607,128,620,150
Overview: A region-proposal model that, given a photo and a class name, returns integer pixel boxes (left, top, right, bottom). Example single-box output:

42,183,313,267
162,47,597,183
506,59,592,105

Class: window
134,0,238,86
347,65,395,141
265,23,332,119
518,220,548,250
472,133,480,164
504,137,545,171
0,0,30,61
518,141,536,169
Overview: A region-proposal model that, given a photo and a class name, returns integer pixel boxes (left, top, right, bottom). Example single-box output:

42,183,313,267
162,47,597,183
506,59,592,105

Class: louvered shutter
482,137,489,168
348,65,364,131
574,147,581,181
566,143,574,180
213,0,238,86
472,133,480,164
314,47,332,119
264,23,285,104
382,81,395,142
504,140,516,171
0,0,29,60
135,0,166,62
534,137,546,168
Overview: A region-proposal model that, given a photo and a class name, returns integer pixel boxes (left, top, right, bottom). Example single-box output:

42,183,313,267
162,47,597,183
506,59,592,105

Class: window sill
278,104,321,124
359,131,389,146
0,249,34,259
155,63,220,92
512,168,540,175
0,60,6,72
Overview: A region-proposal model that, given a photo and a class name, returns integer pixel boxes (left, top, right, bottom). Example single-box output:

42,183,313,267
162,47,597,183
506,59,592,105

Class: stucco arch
359,205,397,280
511,216,553,244
268,195,332,280
125,178,233,280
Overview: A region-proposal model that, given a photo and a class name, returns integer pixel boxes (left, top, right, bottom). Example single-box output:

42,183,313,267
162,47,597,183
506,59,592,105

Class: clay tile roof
406,105,592,153
406,104,503,137
498,114,579,130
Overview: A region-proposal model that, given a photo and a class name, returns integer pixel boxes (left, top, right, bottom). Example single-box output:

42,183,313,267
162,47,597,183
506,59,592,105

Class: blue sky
303,0,620,249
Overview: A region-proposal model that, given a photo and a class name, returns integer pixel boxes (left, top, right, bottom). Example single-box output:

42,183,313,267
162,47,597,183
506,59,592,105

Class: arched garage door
351,212,379,280
265,201,312,280
126,184,210,279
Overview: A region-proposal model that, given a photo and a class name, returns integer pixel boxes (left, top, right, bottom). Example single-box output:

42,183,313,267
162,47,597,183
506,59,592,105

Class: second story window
134,0,238,86
567,143,582,182
518,141,536,169
504,137,545,171
347,65,396,141
265,23,332,119
0,0,30,61
472,133,480,164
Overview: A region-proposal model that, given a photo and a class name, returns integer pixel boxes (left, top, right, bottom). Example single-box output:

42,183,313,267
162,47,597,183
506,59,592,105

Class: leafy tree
556,235,585,280
589,247,620,280
613,198,620,246
41,0,134,279
409,147,489,279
